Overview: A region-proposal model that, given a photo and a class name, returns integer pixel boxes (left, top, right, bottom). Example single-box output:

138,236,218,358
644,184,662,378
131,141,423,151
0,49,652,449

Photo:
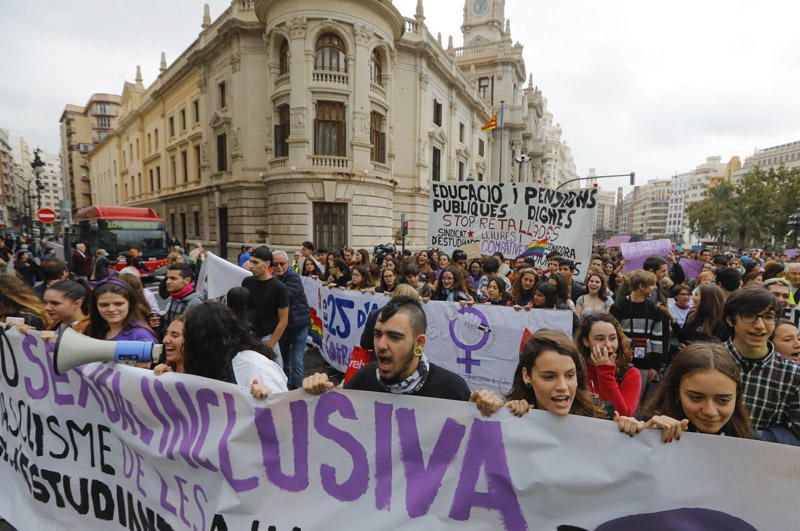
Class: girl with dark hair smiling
85,279,157,342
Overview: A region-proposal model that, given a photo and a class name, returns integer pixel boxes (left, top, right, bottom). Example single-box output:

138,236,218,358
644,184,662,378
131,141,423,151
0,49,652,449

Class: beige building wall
87,0,574,257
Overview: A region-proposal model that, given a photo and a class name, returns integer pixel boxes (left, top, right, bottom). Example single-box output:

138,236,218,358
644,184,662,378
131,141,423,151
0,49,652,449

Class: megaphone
53,327,163,375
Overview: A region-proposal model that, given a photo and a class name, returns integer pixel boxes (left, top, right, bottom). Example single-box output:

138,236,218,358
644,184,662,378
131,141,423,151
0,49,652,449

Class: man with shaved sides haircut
303,297,470,400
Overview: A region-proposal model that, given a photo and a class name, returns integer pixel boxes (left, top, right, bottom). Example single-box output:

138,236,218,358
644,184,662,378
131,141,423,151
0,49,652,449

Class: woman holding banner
85,279,157,343
510,268,538,308
348,265,374,292
616,342,756,441
430,266,473,303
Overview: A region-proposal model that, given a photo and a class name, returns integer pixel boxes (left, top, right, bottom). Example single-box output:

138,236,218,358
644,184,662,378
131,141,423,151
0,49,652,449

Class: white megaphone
53,327,163,375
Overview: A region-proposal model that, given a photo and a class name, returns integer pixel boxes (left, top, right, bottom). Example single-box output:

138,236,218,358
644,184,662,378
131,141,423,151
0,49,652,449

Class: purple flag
679,258,705,280
621,239,672,273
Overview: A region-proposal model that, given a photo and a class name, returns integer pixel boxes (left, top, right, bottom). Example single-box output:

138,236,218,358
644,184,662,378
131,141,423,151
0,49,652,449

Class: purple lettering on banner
44,342,75,406
449,419,526,531
254,399,309,492
140,377,173,454
22,335,48,400
75,365,106,413
153,379,200,467
375,401,393,511
173,475,192,527
218,392,259,492
192,389,220,472
314,392,369,502
110,372,131,432
94,367,121,423
193,484,208,531
396,408,466,518
156,468,178,515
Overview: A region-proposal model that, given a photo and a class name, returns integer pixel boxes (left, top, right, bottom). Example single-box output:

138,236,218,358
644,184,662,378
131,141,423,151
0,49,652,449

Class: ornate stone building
85,0,575,257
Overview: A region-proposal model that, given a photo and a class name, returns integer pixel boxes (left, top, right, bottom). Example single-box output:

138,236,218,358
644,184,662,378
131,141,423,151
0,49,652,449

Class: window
180,213,187,245
194,211,201,238
274,104,290,157
432,147,441,181
156,166,161,189
218,81,227,109
315,34,346,72
478,77,490,99
149,169,154,191
433,99,442,126
479,138,485,157
97,117,111,128
314,101,346,157
181,150,188,182
313,202,347,250
180,109,186,131
147,133,152,154
370,49,382,85
217,133,228,171
459,122,465,143
192,100,199,123
97,103,108,114
194,145,201,180
370,112,386,163
279,39,290,75
154,129,159,149
458,161,464,181
170,156,177,185
170,213,176,235
169,117,175,138
135,139,139,158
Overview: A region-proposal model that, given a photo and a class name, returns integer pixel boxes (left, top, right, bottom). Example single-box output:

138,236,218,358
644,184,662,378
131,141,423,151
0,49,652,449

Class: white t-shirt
232,350,288,393
119,265,141,278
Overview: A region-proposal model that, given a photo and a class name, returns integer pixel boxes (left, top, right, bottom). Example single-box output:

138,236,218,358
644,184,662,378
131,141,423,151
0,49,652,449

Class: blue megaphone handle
114,341,153,364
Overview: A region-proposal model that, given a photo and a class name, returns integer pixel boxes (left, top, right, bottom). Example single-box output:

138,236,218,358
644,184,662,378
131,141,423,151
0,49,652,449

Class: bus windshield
96,220,169,258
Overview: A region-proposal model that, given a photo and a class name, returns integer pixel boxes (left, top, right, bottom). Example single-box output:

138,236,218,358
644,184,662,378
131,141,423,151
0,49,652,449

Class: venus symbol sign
449,305,491,374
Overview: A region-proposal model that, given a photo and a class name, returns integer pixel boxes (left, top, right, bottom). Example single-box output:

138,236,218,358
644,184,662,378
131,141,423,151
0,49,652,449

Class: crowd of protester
2,234,799,446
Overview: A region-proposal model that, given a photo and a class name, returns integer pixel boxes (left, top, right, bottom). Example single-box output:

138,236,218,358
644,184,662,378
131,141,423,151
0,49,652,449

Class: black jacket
278,269,310,332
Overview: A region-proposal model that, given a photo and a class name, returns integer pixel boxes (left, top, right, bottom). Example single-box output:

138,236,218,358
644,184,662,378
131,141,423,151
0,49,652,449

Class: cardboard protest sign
605,234,631,247
195,251,251,299
679,257,706,280
429,182,597,278
0,328,797,530
620,239,672,272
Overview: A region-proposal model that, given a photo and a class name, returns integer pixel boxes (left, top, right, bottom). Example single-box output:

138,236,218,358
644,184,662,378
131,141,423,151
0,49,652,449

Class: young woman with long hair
0,274,48,330
43,279,91,334
415,250,436,284
678,284,729,345
483,276,513,306
430,265,473,302
471,329,606,419
510,268,538,308
531,283,559,309
301,256,324,278
348,265,374,291
617,342,755,440
575,314,642,416
548,272,575,311
466,259,483,291
119,272,160,319
354,248,371,267
183,301,288,394
377,267,401,294
576,268,613,317
85,279,157,342
153,315,186,375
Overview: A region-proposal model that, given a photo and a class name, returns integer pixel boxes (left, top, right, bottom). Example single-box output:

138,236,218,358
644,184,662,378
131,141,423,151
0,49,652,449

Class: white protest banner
195,251,251,299
620,239,672,272
300,278,572,392
429,182,597,277
0,329,798,531
783,306,800,330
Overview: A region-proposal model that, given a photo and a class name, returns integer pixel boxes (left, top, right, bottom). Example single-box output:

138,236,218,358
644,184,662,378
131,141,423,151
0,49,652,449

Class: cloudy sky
2,0,799,191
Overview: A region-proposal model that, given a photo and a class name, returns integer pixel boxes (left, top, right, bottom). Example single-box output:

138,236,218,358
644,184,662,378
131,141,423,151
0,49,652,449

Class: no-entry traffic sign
37,208,57,224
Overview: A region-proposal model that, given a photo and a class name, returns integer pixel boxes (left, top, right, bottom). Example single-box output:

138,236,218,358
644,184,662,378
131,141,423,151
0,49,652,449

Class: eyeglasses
273,262,288,267
739,312,777,324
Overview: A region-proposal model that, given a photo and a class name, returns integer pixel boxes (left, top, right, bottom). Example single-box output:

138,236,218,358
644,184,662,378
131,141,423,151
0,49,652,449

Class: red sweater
586,364,642,417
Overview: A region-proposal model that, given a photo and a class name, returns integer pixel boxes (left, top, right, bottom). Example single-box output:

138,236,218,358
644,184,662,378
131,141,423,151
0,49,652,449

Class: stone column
351,23,373,173
287,16,309,167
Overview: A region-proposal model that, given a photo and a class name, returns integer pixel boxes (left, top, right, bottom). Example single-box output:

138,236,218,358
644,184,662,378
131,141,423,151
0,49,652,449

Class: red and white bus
73,206,169,273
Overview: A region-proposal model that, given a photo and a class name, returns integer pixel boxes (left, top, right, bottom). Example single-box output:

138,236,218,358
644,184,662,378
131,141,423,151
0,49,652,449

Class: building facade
0,129,13,228
83,0,576,256
733,139,800,183
620,179,671,240
59,93,121,216
593,188,617,238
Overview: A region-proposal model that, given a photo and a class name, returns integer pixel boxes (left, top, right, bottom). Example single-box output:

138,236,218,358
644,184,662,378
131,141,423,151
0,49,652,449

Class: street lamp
556,172,635,190
717,224,728,251
30,148,46,253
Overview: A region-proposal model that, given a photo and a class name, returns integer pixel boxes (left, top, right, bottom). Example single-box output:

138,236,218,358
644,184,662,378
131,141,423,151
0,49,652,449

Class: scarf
376,353,430,394
171,282,195,300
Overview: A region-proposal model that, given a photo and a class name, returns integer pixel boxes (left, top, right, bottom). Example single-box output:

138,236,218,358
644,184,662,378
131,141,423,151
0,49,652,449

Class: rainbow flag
516,238,548,259
309,308,324,347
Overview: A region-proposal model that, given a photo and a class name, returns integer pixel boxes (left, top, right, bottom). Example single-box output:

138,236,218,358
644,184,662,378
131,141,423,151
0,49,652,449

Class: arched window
315,33,347,72
370,48,382,85
279,39,290,75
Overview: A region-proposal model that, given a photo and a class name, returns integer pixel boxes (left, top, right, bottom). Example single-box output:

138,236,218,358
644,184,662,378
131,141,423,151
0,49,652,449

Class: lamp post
30,148,46,254
556,172,635,190
716,224,728,251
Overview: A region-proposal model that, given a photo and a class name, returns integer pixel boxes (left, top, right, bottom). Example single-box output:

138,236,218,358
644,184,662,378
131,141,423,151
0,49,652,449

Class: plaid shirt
726,339,800,437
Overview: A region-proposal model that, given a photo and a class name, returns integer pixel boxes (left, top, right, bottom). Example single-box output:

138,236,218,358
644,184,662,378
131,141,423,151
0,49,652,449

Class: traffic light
401,213,408,236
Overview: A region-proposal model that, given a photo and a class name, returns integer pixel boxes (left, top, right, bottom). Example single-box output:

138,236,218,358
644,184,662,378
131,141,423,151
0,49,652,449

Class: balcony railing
312,156,350,169
312,70,348,85
371,161,391,174
275,74,290,89
269,157,288,169
370,82,386,99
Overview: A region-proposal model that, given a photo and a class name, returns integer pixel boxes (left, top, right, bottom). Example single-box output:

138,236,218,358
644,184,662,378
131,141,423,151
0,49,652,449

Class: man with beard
303,297,470,400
